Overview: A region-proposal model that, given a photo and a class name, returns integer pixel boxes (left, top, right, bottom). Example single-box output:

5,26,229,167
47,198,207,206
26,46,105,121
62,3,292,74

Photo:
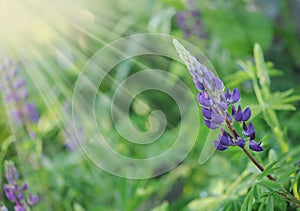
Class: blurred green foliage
1,0,300,210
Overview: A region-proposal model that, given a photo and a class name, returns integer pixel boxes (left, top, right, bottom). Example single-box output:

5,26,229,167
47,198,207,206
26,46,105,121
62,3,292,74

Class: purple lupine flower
3,161,39,210
176,3,207,40
0,57,39,138
173,39,262,152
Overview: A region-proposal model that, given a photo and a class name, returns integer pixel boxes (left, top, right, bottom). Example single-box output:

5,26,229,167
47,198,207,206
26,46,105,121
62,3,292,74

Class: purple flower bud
214,140,228,151
3,185,16,202
225,88,240,103
217,101,228,111
211,113,224,125
212,77,224,91
232,104,236,115
242,107,251,121
12,79,26,89
202,107,211,119
243,122,255,139
204,119,218,129
195,80,204,91
23,103,39,123
236,138,245,148
21,182,28,190
233,106,243,122
231,88,240,103
197,92,211,107
13,181,19,190
28,193,39,205
249,141,263,151
18,192,24,200
14,205,26,211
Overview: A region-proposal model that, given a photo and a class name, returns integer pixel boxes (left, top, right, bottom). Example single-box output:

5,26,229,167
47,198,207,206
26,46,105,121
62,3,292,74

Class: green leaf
224,71,251,87
282,95,300,103
253,184,261,201
266,195,274,211
270,104,296,111
241,188,254,211
254,43,270,87
258,180,282,191
257,162,278,180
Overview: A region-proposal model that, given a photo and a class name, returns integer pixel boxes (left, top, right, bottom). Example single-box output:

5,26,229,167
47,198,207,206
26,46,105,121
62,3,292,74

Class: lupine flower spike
0,57,39,139
3,161,39,210
173,39,263,152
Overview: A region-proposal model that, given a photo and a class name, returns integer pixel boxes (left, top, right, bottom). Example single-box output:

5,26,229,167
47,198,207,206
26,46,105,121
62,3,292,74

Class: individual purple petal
232,104,236,115
242,122,247,131
225,88,231,100
217,101,228,111
28,193,39,205
3,185,16,202
202,107,211,119
21,182,28,190
13,181,19,190
233,106,243,122
211,113,224,124
242,107,251,121
14,205,26,211
195,81,204,91
204,119,218,129
219,135,231,146
18,191,24,200
243,122,255,137
200,64,207,73
249,141,263,151
203,78,211,90
213,77,224,90
23,103,39,123
231,88,240,103
236,138,245,148
12,79,26,89
197,92,211,107
214,140,228,151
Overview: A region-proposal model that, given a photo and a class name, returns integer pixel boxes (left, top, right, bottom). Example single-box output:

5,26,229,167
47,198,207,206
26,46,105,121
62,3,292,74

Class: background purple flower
0,56,39,138
3,161,39,210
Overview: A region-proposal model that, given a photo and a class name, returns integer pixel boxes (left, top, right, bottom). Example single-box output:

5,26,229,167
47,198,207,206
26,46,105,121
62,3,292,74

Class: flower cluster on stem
3,160,39,211
0,56,39,139
173,39,262,152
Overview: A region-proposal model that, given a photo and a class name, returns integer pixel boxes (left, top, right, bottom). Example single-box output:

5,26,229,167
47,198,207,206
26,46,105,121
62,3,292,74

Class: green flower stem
224,118,275,180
